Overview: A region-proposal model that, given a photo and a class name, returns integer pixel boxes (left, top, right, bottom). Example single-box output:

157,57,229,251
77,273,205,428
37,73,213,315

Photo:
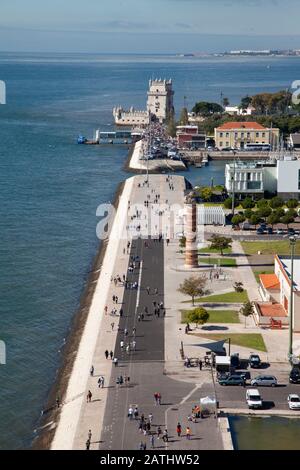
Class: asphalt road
99,238,195,450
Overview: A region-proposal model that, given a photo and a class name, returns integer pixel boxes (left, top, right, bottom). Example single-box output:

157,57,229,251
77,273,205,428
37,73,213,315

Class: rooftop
256,302,287,318
278,256,300,291
259,274,280,290
217,122,266,130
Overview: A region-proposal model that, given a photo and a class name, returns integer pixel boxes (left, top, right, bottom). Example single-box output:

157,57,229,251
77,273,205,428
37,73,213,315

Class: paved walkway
129,140,186,172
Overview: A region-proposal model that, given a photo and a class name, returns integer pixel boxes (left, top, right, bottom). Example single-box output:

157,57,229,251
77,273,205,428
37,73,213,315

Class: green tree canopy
192,101,224,116
240,301,255,328
187,307,210,328
269,196,284,209
244,209,254,220
178,276,208,306
267,212,280,227
224,197,238,210
241,197,255,209
257,198,269,209
208,235,232,256
200,187,213,202
232,214,246,226
281,214,295,228
179,107,189,126
249,213,262,227
257,206,272,220
286,199,299,209
240,95,252,110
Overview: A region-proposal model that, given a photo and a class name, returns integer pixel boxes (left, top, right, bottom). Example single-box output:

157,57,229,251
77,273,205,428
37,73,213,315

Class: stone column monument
184,191,198,269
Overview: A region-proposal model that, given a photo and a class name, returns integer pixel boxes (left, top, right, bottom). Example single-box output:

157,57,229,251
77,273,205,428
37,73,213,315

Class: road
99,237,222,450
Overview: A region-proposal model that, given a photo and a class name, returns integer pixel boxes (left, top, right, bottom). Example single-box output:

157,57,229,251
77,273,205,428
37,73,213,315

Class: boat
77,135,87,144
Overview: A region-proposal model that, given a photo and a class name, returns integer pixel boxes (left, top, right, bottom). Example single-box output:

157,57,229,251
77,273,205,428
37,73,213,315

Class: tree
249,213,262,228
257,198,269,209
187,307,209,328
241,197,255,209
267,212,280,228
269,196,284,209
234,282,244,292
286,199,299,209
244,209,254,220
224,197,238,210
192,101,224,116
280,214,295,228
232,214,246,226
286,209,297,219
179,107,189,126
178,276,208,306
240,95,252,110
257,206,272,221
222,97,230,108
179,236,186,248
240,301,255,328
275,208,285,218
208,235,232,256
200,187,213,202
167,115,177,137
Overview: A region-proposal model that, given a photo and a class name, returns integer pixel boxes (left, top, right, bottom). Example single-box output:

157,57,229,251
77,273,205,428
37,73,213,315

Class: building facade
147,79,174,123
176,125,206,149
112,106,150,126
215,122,280,150
225,161,277,197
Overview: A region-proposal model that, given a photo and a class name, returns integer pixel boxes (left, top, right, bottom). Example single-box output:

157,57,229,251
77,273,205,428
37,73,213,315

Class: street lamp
288,235,297,361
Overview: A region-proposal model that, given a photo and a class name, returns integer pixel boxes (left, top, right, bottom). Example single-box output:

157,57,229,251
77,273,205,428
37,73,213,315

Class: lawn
241,240,300,256
198,257,237,267
181,309,240,324
198,247,232,255
192,333,267,352
253,269,274,283
187,290,249,304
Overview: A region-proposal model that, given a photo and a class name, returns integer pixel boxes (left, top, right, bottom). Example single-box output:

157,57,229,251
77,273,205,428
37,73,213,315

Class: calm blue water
0,52,299,449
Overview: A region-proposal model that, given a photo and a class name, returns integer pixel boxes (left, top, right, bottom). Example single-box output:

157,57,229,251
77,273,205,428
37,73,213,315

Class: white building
257,255,300,332
113,106,150,127
225,157,300,199
225,105,255,116
147,79,174,123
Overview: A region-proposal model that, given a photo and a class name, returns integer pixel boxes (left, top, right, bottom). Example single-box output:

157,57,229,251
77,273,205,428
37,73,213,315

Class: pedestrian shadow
201,325,228,331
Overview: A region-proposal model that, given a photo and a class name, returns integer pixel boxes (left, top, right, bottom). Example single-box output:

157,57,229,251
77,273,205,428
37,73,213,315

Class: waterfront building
215,122,280,150
225,157,300,200
112,106,151,126
255,255,300,332
225,105,255,116
176,125,206,149
225,161,277,198
147,79,174,123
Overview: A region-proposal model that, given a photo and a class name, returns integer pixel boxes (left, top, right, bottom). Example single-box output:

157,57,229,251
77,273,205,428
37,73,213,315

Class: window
256,132,259,137
220,141,223,147
262,132,266,138
247,181,261,190
220,132,223,137
241,132,244,138
226,132,229,137
226,142,229,147
235,132,238,138
247,132,250,138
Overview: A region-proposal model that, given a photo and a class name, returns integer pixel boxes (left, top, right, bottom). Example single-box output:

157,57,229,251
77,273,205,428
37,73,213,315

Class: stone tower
184,191,198,269
147,79,174,123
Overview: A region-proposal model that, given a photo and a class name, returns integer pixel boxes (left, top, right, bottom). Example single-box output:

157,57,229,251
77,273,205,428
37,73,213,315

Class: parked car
290,367,300,384
267,227,273,234
277,229,284,235
256,228,265,235
246,389,263,409
288,394,300,410
249,354,261,368
218,375,245,386
288,228,295,235
251,375,277,387
231,353,240,368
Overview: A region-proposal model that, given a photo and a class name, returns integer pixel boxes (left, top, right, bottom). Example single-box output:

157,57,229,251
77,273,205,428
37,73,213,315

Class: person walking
154,392,158,405
113,357,118,367
87,390,92,403
134,407,139,420
119,308,123,317
110,350,113,360
150,434,155,449
105,350,109,360
90,365,94,377
88,430,92,441
157,392,161,405
86,439,91,450
176,423,182,437
111,322,115,331
199,360,203,371
120,340,124,350
157,426,162,440
148,413,153,424
186,427,191,440
128,406,133,420
124,328,128,337
146,286,150,295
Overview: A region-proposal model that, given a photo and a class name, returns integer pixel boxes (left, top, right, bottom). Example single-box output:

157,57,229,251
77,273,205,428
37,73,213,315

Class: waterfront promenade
50,173,224,450
129,140,186,172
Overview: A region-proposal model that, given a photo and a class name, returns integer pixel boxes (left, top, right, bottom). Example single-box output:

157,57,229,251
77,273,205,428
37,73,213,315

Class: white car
246,389,263,409
288,394,300,410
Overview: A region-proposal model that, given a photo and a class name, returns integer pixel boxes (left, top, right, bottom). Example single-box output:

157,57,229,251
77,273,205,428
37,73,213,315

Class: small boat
77,135,87,144
195,162,202,168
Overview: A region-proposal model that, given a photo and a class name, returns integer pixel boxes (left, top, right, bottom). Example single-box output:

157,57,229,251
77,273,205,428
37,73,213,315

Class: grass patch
253,269,274,283
241,241,300,256
198,247,232,255
188,290,249,304
193,333,267,352
181,309,240,324
198,257,236,267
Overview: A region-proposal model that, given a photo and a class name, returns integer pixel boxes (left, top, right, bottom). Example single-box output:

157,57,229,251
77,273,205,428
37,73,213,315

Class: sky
0,0,300,53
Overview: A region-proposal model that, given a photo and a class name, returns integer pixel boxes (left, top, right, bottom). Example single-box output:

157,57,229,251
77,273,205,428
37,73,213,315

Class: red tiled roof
259,274,280,290
256,302,287,318
217,122,266,130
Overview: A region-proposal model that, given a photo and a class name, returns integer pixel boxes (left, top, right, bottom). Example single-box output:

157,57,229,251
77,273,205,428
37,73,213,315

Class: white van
246,389,263,409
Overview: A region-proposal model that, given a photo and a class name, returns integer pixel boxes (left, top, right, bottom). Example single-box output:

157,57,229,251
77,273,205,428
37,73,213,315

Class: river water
0,52,299,449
